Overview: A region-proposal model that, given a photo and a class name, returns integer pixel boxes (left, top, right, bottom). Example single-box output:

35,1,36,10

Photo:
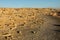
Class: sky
0,0,60,8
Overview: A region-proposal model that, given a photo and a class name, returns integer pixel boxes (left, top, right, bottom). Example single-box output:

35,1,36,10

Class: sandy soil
0,8,60,40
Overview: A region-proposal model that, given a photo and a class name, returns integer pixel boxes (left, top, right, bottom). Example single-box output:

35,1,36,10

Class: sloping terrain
0,8,60,40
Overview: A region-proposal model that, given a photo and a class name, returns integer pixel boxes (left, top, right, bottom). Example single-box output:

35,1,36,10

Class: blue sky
0,0,60,8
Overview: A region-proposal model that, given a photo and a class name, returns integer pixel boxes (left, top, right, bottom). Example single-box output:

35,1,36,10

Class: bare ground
0,8,60,40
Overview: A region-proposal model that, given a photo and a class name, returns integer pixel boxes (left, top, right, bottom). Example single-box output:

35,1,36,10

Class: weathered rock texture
0,8,60,40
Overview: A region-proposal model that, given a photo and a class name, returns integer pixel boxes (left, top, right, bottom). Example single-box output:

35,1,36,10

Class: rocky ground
0,8,60,40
